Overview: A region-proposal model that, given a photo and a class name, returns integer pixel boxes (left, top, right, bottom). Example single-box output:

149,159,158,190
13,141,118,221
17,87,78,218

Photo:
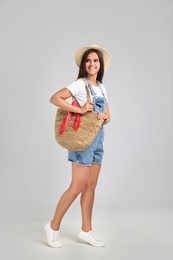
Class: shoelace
52,231,59,242
89,231,101,242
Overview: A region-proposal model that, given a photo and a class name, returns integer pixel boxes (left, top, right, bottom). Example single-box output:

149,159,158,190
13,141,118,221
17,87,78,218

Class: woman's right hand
80,102,93,114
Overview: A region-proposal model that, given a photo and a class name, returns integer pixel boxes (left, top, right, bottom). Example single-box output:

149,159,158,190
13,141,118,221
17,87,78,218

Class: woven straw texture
55,109,104,151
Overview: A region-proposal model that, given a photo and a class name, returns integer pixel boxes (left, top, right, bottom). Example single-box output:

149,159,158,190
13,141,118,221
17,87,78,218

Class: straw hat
75,44,111,71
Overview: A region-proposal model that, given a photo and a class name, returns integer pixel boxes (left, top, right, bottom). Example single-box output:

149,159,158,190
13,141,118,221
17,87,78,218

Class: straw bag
54,79,104,151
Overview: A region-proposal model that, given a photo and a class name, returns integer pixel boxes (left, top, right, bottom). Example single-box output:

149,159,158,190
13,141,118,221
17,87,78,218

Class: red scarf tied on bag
59,101,81,135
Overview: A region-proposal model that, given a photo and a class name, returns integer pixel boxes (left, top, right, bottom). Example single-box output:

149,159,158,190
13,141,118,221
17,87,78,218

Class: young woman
45,44,111,247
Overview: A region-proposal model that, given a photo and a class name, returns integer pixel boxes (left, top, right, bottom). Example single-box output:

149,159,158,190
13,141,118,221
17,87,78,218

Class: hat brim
75,45,111,71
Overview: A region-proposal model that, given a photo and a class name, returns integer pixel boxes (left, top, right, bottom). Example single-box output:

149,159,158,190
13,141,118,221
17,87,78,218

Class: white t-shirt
66,79,108,107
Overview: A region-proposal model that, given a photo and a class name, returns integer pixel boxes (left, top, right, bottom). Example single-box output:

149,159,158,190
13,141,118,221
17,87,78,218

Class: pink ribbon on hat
59,101,81,135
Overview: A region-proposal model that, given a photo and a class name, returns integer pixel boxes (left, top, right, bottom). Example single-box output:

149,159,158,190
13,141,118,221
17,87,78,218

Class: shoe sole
78,233,105,247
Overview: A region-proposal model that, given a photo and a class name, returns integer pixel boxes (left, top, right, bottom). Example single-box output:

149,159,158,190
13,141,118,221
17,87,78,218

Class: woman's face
85,52,100,76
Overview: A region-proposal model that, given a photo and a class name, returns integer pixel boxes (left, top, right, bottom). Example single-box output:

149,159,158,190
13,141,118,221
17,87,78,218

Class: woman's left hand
97,112,108,120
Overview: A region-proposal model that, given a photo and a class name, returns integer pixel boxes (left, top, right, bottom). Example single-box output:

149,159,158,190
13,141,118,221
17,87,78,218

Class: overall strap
84,77,106,98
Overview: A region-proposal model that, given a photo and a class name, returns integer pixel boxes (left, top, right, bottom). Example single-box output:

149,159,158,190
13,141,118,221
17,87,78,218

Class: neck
87,75,97,86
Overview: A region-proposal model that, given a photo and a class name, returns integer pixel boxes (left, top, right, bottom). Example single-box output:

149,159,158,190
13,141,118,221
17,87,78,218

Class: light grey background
0,0,173,259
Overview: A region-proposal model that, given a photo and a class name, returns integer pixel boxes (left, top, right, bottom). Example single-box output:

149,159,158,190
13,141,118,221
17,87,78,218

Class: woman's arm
50,88,93,114
97,103,111,125
104,103,111,124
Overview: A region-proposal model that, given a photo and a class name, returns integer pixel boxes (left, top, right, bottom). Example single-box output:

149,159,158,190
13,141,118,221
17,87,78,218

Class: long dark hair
77,49,104,83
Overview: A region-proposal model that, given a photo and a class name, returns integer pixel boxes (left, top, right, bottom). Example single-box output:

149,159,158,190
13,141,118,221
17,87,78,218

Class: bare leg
51,163,90,231
80,164,101,232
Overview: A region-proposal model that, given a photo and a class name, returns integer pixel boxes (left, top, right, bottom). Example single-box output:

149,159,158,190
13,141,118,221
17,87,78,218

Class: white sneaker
78,230,105,247
44,222,62,248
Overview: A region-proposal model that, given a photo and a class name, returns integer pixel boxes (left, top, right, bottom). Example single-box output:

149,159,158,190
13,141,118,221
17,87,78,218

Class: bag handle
60,79,92,135
60,79,89,134
81,78,92,103
72,78,92,103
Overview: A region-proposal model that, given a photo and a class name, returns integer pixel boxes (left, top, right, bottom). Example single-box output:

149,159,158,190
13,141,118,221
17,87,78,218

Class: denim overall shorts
68,78,107,166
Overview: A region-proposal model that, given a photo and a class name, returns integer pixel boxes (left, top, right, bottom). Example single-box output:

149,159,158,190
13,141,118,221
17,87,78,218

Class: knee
70,182,87,196
86,180,98,191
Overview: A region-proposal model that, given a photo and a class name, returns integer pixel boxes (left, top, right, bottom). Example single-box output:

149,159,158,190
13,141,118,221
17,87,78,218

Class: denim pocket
93,96,106,113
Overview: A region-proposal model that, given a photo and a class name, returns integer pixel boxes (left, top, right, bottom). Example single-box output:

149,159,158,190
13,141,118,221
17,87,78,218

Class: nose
89,60,94,66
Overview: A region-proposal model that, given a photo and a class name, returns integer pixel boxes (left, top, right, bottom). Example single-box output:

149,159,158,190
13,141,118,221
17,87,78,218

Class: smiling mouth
88,67,96,70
